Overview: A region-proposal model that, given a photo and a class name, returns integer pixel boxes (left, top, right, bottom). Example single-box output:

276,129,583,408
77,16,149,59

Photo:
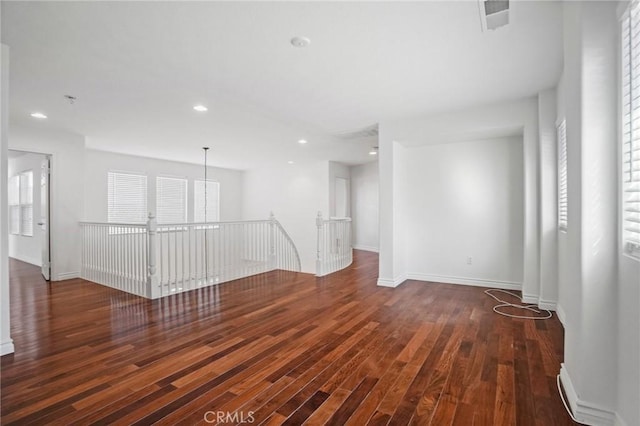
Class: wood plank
1,253,577,425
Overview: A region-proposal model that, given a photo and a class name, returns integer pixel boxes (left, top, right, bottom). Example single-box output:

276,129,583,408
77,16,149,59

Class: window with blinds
107,171,148,223
194,180,220,222
8,175,20,235
156,176,187,224
557,119,568,231
622,4,640,257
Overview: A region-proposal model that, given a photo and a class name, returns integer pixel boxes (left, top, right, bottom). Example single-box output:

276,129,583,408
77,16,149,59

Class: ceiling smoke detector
479,0,509,32
290,36,311,48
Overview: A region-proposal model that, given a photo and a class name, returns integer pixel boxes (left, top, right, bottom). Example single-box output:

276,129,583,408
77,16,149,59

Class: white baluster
316,211,323,276
146,213,160,299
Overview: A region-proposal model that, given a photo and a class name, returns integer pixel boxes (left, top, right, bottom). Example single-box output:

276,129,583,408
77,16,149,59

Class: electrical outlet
466,257,473,265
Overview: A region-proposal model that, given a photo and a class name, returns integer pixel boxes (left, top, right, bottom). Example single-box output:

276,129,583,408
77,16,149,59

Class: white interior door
40,157,50,280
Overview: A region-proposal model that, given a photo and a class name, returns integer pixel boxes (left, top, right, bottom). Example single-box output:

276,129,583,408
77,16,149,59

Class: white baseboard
405,273,521,291
556,303,567,326
559,364,616,425
538,298,557,311
377,275,406,288
520,295,558,311
1,339,15,356
54,271,80,281
352,245,379,253
9,254,41,267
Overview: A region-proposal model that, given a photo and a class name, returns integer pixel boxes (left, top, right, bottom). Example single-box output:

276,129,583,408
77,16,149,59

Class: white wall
8,152,46,266
1,43,15,355
243,161,329,274
328,161,350,218
615,2,640,423
403,137,524,287
82,149,244,222
379,97,539,294
555,2,636,425
350,161,378,252
9,126,85,282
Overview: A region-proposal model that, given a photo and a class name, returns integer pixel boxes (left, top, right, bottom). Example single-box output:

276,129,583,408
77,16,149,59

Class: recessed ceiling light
369,150,378,155
290,36,311,48
30,112,47,119
193,105,208,112
298,139,307,144
288,160,295,164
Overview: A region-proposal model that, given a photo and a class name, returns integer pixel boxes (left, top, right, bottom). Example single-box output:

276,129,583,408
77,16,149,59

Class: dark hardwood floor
1,251,577,425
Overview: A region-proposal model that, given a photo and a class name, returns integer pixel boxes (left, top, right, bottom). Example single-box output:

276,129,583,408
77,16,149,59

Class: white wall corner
560,364,617,426
377,275,406,288
1,339,15,356
556,303,567,326
537,298,557,311
521,293,539,304
406,273,522,291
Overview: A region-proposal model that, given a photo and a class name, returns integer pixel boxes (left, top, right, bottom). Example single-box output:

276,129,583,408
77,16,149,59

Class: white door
40,157,50,280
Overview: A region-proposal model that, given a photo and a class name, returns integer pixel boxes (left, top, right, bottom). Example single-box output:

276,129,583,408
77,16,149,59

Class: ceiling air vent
335,124,379,140
479,0,509,32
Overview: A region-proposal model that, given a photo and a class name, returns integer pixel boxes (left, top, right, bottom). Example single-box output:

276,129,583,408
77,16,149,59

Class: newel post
146,213,160,299
316,211,324,276
268,211,276,270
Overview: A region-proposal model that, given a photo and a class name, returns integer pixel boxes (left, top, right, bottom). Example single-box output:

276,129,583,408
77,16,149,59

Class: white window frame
621,2,640,259
156,176,188,224
557,119,568,232
194,179,220,223
107,171,148,224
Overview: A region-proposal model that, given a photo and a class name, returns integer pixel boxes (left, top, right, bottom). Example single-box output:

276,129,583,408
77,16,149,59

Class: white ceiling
1,1,563,170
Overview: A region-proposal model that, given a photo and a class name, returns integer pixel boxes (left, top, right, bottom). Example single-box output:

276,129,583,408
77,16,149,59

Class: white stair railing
80,213,300,299
315,212,353,277
80,222,149,297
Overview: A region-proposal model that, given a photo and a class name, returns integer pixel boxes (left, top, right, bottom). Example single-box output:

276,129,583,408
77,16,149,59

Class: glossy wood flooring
2,252,577,425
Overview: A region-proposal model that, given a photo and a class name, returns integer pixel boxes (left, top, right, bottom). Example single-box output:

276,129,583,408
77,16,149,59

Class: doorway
7,150,51,281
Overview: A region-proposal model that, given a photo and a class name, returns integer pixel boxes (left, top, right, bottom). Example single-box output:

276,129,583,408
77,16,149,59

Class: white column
315,211,323,276
537,88,559,309
521,98,541,304
1,44,15,355
377,128,407,287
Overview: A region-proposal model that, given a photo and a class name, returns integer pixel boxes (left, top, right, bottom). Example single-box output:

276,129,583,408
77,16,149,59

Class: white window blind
557,119,568,231
156,176,187,224
622,4,640,256
194,180,220,222
20,205,33,237
108,171,148,223
8,175,20,235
